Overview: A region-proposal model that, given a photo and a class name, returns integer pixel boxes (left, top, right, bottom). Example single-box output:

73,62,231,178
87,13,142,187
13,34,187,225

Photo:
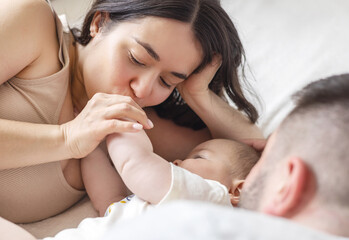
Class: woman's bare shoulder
1,0,55,43
0,0,58,82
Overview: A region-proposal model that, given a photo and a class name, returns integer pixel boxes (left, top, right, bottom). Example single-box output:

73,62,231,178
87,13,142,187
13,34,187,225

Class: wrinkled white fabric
103,201,348,240
42,164,230,240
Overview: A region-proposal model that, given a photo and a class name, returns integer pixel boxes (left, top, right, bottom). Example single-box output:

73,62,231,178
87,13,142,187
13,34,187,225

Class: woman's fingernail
133,123,143,130
147,119,154,128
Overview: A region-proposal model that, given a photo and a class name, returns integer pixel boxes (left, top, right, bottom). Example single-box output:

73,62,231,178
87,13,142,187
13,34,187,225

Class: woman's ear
229,179,244,207
90,11,110,37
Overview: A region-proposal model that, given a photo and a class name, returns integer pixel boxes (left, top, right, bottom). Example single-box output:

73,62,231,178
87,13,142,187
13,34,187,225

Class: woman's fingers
100,119,147,135
62,93,154,159
177,54,222,97
88,93,153,129
200,54,222,81
103,103,152,129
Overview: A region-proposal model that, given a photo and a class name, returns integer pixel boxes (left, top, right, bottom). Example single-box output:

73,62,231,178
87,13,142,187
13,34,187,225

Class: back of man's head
270,74,349,209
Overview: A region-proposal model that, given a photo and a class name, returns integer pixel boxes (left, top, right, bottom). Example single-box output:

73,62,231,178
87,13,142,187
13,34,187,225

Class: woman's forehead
110,16,203,72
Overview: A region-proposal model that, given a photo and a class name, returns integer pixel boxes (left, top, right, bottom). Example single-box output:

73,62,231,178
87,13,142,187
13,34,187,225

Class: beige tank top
0,7,85,223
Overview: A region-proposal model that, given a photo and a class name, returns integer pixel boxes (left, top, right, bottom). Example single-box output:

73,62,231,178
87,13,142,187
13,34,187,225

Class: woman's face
80,16,203,108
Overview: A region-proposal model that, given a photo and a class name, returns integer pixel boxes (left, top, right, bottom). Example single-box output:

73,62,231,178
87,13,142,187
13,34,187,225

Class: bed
21,0,349,238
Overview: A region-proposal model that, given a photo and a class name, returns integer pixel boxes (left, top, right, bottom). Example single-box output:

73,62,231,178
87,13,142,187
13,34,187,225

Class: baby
84,129,259,217
43,131,259,239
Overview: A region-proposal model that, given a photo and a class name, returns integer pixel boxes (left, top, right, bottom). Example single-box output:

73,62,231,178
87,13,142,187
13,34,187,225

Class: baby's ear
229,179,244,207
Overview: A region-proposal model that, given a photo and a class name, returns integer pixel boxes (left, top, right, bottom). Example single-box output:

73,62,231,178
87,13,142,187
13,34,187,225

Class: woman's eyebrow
133,38,160,61
171,72,188,80
133,37,189,80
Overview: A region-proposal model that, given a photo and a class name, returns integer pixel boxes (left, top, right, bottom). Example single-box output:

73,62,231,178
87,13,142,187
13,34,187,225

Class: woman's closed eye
128,51,146,67
160,76,171,89
128,50,172,89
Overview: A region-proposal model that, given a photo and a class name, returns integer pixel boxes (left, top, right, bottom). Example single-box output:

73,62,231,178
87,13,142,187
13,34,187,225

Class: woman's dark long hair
71,0,259,130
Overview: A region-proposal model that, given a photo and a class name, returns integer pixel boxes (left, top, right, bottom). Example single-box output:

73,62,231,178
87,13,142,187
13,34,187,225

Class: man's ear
229,179,244,207
262,157,308,217
90,11,110,37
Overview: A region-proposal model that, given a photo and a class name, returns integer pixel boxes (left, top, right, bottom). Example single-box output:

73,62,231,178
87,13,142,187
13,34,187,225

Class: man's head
239,74,349,236
173,138,259,206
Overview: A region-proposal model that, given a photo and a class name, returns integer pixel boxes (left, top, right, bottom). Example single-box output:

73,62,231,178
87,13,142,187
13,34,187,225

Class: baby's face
173,139,237,189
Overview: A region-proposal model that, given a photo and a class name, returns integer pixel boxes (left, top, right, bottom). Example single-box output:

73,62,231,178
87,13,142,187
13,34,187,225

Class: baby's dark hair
229,141,259,180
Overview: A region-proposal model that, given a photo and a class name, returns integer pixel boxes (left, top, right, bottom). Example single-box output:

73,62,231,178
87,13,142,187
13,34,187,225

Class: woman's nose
130,74,156,99
173,159,182,166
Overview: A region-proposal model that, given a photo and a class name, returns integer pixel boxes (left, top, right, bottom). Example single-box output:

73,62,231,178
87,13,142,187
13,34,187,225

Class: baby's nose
173,159,182,166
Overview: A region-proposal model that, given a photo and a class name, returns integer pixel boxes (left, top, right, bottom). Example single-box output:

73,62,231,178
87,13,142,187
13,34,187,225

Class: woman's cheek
143,88,171,107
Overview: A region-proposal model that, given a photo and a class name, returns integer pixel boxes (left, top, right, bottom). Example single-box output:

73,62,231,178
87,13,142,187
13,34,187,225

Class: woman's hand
174,54,264,141
60,93,153,159
177,54,222,99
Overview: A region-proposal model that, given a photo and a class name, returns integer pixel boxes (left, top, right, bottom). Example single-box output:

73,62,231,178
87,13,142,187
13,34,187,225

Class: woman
0,0,263,236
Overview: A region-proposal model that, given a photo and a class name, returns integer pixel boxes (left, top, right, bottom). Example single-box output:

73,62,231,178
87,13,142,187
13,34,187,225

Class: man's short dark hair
267,74,349,207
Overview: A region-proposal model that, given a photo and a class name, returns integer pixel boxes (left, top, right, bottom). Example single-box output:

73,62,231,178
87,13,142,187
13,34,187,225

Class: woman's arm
0,119,71,169
182,90,263,140
0,0,52,85
0,0,71,169
146,57,263,161
177,55,264,140
107,132,171,204
0,94,153,170
0,0,153,170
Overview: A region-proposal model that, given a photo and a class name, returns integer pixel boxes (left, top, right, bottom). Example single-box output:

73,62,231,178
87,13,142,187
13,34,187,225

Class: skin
240,131,349,237
0,1,263,235
0,0,262,182
173,139,238,190
106,131,245,206
84,136,246,216
239,133,276,211
73,14,203,110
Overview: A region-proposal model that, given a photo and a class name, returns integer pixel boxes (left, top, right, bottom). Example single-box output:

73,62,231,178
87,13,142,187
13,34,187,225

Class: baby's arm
81,147,128,216
106,131,171,204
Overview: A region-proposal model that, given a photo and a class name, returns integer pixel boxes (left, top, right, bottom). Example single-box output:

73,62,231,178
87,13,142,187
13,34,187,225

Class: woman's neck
69,40,89,113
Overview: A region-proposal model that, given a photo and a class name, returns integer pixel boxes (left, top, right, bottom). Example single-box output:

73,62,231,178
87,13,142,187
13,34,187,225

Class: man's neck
291,204,349,237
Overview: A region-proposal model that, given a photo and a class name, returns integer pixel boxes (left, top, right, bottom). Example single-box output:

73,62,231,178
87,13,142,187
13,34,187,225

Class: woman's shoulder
0,0,59,82
1,0,55,39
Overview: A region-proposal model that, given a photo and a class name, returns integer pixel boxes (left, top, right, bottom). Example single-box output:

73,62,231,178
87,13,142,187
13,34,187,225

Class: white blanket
102,201,347,240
